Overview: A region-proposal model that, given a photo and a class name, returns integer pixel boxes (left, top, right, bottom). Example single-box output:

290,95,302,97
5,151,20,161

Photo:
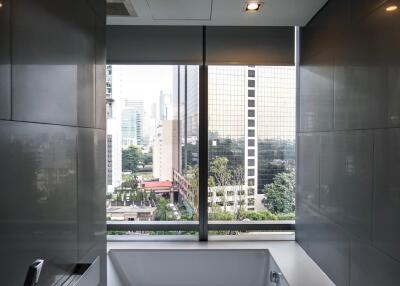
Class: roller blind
107,26,294,65
205,26,294,65
107,26,203,64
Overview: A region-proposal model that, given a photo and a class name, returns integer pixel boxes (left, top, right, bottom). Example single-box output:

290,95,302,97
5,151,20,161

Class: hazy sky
114,65,173,113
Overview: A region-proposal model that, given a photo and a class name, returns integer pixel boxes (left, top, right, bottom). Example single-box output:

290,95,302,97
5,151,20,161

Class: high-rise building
153,120,179,181
208,65,296,199
158,91,173,122
106,65,122,192
173,65,295,213
121,99,144,148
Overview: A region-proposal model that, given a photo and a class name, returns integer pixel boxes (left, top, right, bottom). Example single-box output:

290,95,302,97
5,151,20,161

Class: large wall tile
0,121,77,286
0,0,11,120
307,213,350,286
76,3,96,128
77,128,106,285
298,0,400,284
373,129,400,261
299,51,334,132
12,0,96,127
77,128,106,259
333,63,387,130
297,133,320,209
95,16,107,130
350,239,400,286
301,0,351,59
320,131,373,240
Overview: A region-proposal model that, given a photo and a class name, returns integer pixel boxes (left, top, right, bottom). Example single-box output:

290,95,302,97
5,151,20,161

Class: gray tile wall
297,0,400,285
0,0,106,285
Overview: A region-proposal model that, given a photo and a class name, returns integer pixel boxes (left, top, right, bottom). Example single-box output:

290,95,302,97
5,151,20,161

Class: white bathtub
108,249,288,286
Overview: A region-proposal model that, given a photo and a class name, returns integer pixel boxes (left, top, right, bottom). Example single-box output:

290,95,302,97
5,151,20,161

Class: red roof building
142,181,175,193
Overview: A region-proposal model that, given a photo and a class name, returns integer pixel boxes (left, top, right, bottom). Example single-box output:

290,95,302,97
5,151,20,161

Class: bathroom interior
0,0,399,285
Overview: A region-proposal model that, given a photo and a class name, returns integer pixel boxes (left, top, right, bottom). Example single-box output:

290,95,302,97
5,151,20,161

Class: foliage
209,156,232,186
263,170,295,214
122,145,144,172
276,212,295,220
120,175,139,191
208,205,234,221
155,197,173,221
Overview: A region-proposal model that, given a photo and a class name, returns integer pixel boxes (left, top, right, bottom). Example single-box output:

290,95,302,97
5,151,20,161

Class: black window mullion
198,26,208,241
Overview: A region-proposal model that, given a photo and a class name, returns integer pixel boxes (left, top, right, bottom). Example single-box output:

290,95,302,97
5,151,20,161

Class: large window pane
208,66,296,223
106,65,199,236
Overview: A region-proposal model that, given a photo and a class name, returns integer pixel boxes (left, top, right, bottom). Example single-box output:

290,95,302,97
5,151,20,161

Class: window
247,188,255,196
107,64,296,238
106,65,199,235
208,65,296,225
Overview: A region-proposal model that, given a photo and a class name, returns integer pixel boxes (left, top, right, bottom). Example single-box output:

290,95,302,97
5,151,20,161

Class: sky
113,65,173,114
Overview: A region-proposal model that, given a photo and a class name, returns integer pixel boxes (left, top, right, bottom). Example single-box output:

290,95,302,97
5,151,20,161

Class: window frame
106,26,298,241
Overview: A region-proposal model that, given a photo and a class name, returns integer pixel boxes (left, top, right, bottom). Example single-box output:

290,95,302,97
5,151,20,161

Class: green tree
122,145,144,172
208,205,234,221
209,156,232,186
121,175,139,191
155,197,173,221
263,170,295,214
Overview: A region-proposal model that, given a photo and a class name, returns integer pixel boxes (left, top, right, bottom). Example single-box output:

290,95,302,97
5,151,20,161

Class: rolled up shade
107,26,203,64
205,26,294,65
107,26,294,66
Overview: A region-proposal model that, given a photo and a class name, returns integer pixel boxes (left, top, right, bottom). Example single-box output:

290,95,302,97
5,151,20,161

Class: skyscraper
106,65,122,191
208,65,296,195
121,99,144,148
152,120,179,181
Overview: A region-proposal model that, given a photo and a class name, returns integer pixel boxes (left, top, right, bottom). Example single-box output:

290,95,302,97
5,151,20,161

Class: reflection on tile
0,0,11,120
0,121,77,286
350,239,400,286
298,133,320,209
299,51,334,132
373,129,400,261
12,0,97,127
76,4,96,128
95,16,106,130
298,202,350,286
387,68,400,127
12,65,78,125
320,131,373,240
334,65,386,130
77,128,106,262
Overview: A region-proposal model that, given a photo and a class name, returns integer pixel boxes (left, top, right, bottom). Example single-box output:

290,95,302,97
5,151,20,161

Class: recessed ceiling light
245,2,263,12
386,5,398,12
0,2,3,8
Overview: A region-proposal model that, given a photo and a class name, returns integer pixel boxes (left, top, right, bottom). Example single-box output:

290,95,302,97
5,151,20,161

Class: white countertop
107,240,334,286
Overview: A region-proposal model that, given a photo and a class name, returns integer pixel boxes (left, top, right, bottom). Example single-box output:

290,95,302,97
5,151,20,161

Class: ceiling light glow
386,5,398,12
245,2,262,12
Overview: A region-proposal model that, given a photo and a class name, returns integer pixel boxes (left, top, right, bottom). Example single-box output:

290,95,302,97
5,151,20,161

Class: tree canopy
122,145,146,172
263,170,295,214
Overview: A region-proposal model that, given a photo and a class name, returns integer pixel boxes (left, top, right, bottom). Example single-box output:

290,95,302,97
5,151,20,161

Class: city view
106,65,296,234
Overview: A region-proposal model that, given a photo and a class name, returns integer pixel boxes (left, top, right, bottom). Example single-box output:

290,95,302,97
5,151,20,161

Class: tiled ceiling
107,0,328,26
